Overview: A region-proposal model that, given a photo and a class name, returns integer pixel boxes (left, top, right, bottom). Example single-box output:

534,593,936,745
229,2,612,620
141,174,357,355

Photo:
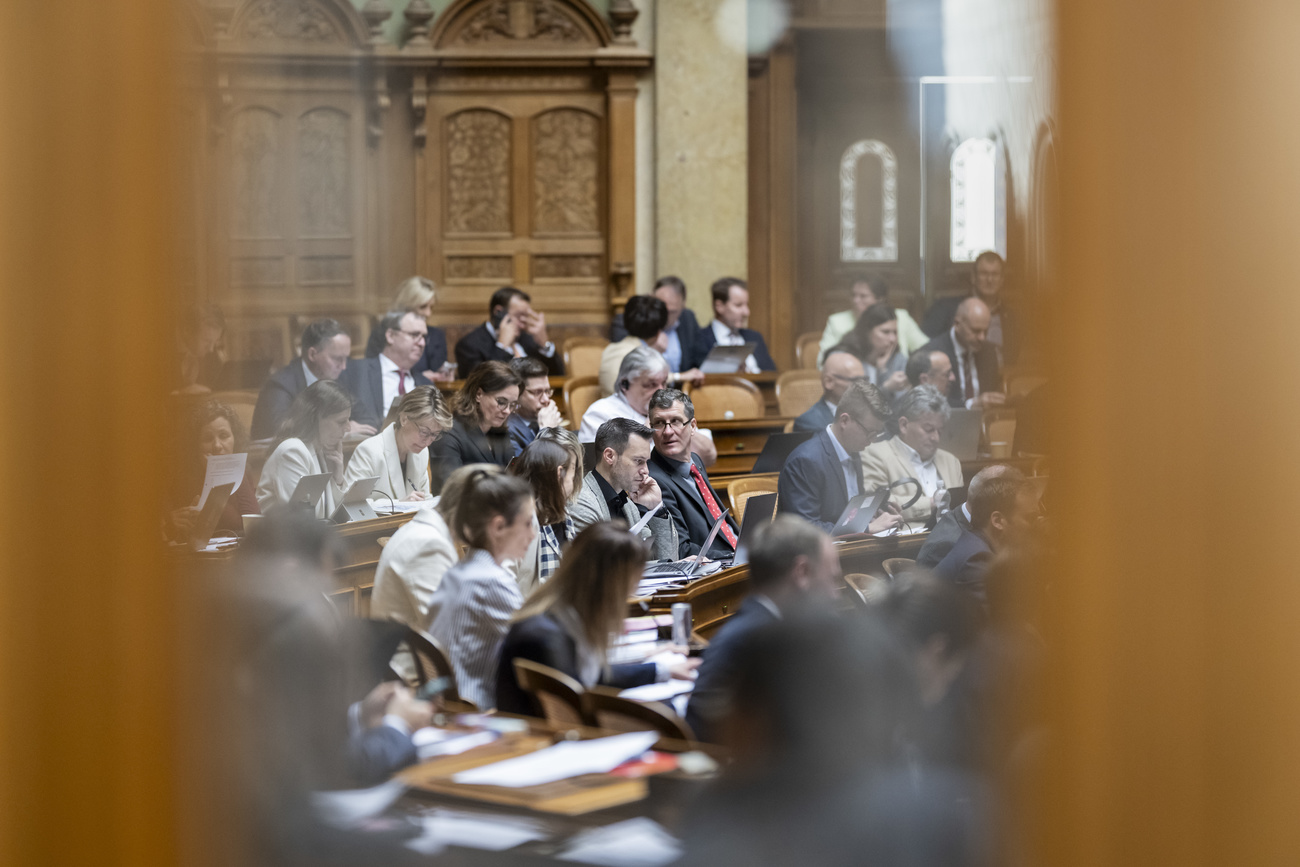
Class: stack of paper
452,732,659,788
557,818,683,866
405,808,549,855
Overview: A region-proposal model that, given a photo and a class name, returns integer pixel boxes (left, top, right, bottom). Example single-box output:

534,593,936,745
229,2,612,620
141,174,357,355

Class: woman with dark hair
509,433,582,594
429,360,522,492
835,302,909,398
255,380,353,519
167,398,259,539
494,522,698,716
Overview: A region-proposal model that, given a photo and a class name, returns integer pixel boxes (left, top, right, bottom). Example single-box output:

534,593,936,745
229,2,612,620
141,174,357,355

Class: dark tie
690,464,738,549
963,352,975,402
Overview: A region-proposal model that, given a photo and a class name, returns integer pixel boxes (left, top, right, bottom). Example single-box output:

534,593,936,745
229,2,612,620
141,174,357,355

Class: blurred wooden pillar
0,1,178,865
1045,1,1300,865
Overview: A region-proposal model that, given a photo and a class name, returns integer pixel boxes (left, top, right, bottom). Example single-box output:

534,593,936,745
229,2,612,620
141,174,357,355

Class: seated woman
817,275,927,366
424,469,536,709
860,384,963,527
372,463,502,629
343,385,451,503
429,361,521,493
833,303,909,401
167,398,259,541
509,434,582,595
495,522,699,716
364,276,454,382
255,380,353,520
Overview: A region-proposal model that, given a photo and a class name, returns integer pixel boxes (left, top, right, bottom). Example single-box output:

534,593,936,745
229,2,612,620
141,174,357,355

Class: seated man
454,286,564,378
600,294,669,396
689,277,777,373
818,274,928,366
919,297,1005,409
685,515,840,743
933,471,1042,604
647,388,740,560
921,250,1020,364
793,349,866,432
506,357,564,454
569,417,678,560
778,381,903,535
904,347,955,393
861,385,963,527
612,276,703,373
917,464,1022,568
251,318,369,440
338,310,428,431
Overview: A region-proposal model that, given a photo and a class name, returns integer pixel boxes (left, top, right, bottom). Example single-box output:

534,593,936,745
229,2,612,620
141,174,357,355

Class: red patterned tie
690,464,738,549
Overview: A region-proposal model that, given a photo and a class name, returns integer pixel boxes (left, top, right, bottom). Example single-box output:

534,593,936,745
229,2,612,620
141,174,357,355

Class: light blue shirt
825,424,860,499
662,322,682,372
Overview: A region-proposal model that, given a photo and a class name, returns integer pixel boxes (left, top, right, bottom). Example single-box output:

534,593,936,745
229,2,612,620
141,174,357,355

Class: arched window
950,137,1005,262
840,139,898,262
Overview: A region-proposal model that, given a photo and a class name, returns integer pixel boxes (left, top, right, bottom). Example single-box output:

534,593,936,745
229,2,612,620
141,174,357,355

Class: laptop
940,408,983,461
189,481,236,552
829,487,891,537
733,492,778,566
698,342,757,374
751,431,816,474
288,472,333,511
331,476,381,524
643,507,731,578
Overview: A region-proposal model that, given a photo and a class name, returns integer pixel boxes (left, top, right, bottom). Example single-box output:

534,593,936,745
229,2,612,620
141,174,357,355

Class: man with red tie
646,388,741,560
339,310,428,431
918,297,1005,409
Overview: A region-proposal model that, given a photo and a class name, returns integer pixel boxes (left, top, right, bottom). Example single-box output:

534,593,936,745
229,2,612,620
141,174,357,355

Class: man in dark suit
778,381,902,535
250,318,369,440
453,286,564,378
934,471,1042,604
793,350,866,432
685,515,841,742
688,277,777,372
612,276,702,374
921,250,1021,364
338,310,428,431
506,357,564,454
646,388,740,560
917,464,1023,567
919,297,1005,409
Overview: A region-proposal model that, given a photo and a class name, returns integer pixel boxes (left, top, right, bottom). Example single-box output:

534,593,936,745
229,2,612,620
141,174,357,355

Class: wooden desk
695,416,792,476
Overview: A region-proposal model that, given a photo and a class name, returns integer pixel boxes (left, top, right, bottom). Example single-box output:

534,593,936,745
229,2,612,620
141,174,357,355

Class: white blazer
255,437,343,520
344,423,431,503
371,508,457,629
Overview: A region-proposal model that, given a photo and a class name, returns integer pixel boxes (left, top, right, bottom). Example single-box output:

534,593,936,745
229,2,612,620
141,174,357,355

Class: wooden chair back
685,376,765,421
726,474,780,524
513,658,590,726
563,376,603,430
795,331,823,369
563,337,609,380
881,558,917,581
210,389,259,439
775,370,823,418
401,624,470,707
584,686,696,742
844,572,889,603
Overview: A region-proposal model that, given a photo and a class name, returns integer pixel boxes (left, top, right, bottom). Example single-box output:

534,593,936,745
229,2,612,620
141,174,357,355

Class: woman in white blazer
344,386,452,503
860,385,964,527
256,380,353,519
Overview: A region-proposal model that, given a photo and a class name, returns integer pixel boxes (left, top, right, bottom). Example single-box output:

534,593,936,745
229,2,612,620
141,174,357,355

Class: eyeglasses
397,329,427,342
849,416,890,443
650,418,690,432
413,422,441,441
492,397,520,412
526,387,554,399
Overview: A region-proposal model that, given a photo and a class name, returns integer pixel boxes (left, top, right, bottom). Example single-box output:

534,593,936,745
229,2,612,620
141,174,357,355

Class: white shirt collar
379,353,401,375
752,593,782,620
824,399,838,417
301,359,318,387
894,436,934,470
826,423,852,464
711,318,743,343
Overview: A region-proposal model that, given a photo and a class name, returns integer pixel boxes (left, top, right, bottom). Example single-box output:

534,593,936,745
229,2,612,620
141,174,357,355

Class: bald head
954,297,992,352
967,463,1024,502
821,350,866,404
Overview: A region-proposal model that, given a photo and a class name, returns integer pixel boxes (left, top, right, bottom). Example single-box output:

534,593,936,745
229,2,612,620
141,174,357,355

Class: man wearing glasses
507,357,565,453
340,310,429,431
778,381,903,535
792,350,867,432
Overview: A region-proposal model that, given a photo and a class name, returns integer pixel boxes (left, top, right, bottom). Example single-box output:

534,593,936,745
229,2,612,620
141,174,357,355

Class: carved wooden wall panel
297,108,351,238
445,109,512,234
533,108,600,235
230,107,282,241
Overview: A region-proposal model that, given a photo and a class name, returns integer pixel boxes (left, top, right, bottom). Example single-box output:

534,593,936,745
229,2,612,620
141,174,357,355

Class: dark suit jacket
792,398,835,433
778,428,862,534
347,725,418,787
365,323,448,379
688,323,777,372
684,595,779,743
933,528,993,604
919,330,1003,408
507,412,539,455
337,356,388,431
916,505,971,568
921,295,1020,365
612,308,701,361
453,322,565,378
494,612,657,716
250,360,309,440
648,450,740,560
428,416,515,493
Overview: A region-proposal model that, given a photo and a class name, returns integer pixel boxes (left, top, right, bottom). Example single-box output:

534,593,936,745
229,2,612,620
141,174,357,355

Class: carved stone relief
231,107,281,239
446,110,512,234
840,139,898,262
533,108,599,234
456,0,586,45
445,256,514,280
533,254,602,279
298,108,351,237
236,0,342,43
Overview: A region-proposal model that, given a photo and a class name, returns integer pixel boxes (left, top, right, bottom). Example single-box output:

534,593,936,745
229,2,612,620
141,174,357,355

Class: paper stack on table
451,731,659,788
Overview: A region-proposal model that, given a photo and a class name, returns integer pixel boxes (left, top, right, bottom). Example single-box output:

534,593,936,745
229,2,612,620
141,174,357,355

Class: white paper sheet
618,679,694,704
310,779,407,828
417,730,499,761
406,808,549,855
197,452,247,509
627,502,661,535
558,818,682,867
451,731,658,788
198,535,240,553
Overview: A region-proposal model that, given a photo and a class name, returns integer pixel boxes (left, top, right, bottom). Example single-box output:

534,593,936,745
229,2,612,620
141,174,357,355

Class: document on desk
618,679,694,704
197,452,247,510
406,808,549,855
627,502,661,535
558,817,682,866
452,731,658,788
311,778,407,828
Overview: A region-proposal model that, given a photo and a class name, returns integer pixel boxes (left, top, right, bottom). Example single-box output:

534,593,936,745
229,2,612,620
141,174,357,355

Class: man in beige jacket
861,384,963,527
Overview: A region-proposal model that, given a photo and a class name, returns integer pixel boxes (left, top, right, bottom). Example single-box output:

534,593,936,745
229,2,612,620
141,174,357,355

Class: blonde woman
343,385,452,503
364,276,454,382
